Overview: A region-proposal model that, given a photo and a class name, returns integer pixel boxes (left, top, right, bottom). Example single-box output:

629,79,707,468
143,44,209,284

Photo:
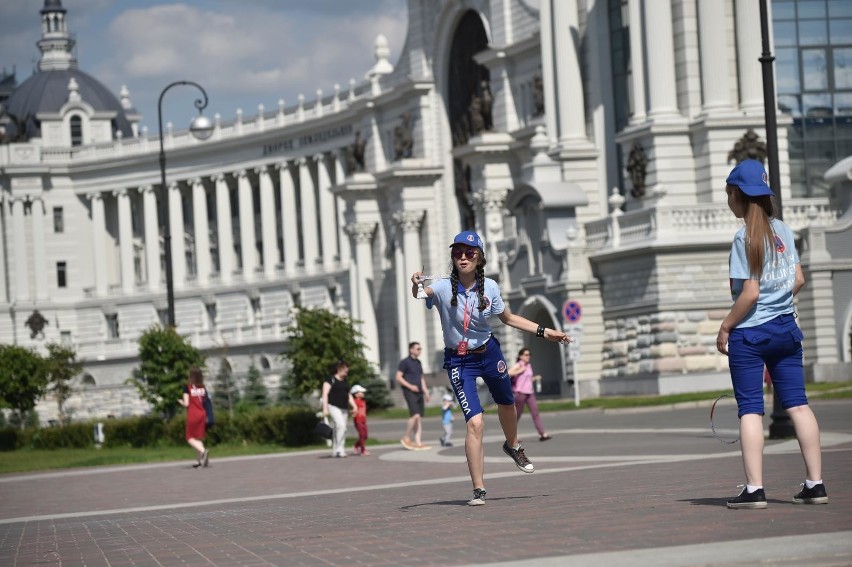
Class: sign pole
573,359,580,407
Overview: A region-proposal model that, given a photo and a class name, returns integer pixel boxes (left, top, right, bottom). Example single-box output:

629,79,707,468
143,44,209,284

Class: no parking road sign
562,299,582,323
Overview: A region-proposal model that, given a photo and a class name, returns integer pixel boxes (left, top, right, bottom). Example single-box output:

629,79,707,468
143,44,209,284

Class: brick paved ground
0,399,850,566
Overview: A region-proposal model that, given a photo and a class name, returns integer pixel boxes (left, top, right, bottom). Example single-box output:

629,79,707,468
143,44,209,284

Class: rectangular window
53,207,64,233
157,308,168,327
834,48,852,89
802,49,829,91
798,19,828,46
776,49,801,94
106,314,120,339
60,331,72,344
56,261,67,288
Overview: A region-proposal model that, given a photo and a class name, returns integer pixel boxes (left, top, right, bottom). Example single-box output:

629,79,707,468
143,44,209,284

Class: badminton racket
710,394,740,444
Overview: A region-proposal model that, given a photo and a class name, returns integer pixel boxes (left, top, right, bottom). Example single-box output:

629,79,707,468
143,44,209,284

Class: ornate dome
3,69,134,141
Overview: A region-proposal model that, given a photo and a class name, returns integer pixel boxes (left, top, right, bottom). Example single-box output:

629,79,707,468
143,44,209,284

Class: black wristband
536,325,545,338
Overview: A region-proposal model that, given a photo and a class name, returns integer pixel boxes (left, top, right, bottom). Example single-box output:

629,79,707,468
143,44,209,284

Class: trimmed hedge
1,405,322,451
0,427,17,451
29,422,94,449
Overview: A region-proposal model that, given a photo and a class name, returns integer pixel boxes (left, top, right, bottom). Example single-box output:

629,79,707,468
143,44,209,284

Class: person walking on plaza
508,348,551,441
177,366,210,468
321,360,358,458
717,159,827,509
350,384,371,456
412,230,571,506
439,393,455,447
396,342,431,450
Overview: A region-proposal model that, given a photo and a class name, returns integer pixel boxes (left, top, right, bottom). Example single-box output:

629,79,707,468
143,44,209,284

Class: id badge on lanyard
457,293,473,355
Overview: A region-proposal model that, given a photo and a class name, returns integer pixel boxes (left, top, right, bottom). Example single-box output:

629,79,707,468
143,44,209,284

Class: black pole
157,81,209,329
758,0,795,439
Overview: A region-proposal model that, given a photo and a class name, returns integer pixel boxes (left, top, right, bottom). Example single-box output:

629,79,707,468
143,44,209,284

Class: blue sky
0,0,408,131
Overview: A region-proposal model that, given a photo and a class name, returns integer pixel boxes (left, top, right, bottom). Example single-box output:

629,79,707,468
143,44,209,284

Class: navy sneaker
467,488,486,506
502,441,534,473
793,483,828,505
727,486,767,509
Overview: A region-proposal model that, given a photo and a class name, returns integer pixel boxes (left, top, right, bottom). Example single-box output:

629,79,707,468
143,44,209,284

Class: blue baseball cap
726,159,775,197
450,230,484,249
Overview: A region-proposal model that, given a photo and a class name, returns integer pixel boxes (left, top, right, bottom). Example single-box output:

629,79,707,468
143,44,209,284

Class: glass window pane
773,0,797,20
779,94,802,117
803,92,832,115
799,20,828,45
798,0,827,19
834,48,852,89
774,21,798,46
829,19,852,43
777,48,800,93
829,0,852,17
802,49,829,90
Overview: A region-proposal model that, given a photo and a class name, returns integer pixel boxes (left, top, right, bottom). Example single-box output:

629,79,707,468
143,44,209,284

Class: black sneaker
727,486,767,509
793,483,828,505
467,488,486,506
201,450,209,468
502,441,534,473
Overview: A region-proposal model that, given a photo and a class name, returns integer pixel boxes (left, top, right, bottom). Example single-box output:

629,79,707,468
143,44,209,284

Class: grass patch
0,443,323,475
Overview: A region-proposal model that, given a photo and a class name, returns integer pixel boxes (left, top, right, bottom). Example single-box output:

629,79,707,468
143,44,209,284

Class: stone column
141,185,160,292
346,222,379,365
88,192,108,296
628,0,646,123
168,182,186,290
30,197,48,300
255,165,278,278
333,153,349,265
114,188,135,293
298,157,319,270
0,198,7,301
644,0,679,118
552,0,587,142
315,154,338,270
277,162,300,274
212,173,234,283
235,169,257,280
539,0,558,144
395,210,429,371
191,178,211,285
698,0,731,112
735,0,764,113
10,198,29,300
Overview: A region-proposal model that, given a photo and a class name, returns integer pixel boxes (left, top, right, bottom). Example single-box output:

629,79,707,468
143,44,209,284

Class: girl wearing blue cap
718,159,827,509
411,230,571,506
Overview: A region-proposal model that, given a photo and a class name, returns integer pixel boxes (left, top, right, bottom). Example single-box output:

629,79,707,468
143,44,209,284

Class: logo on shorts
497,360,507,373
774,235,785,253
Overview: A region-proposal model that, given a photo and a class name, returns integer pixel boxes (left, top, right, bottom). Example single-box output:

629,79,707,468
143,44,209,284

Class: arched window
81,374,96,386
259,356,271,370
69,115,83,146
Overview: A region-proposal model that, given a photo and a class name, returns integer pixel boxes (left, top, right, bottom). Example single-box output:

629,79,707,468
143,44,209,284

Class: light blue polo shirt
729,218,799,328
426,277,505,349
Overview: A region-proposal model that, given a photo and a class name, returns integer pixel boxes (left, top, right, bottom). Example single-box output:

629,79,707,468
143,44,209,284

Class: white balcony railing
585,199,839,251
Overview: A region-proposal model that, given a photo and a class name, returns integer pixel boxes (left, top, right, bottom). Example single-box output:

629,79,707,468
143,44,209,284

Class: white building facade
1,0,850,421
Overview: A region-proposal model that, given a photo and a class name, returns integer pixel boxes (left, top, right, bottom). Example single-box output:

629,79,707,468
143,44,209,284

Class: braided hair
449,248,488,312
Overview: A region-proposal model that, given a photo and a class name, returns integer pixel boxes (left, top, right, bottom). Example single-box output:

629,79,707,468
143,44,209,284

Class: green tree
279,307,391,410
211,357,239,417
129,326,205,419
0,344,48,428
44,342,83,424
243,362,269,408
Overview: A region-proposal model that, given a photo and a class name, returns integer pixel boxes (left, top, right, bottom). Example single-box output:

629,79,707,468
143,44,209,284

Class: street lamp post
758,0,795,439
157,81,214,329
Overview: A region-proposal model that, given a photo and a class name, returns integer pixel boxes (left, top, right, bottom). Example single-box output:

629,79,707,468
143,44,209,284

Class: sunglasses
452,249,477,260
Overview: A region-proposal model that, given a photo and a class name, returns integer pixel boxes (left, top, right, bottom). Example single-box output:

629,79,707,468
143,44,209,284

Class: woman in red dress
177,367,209,468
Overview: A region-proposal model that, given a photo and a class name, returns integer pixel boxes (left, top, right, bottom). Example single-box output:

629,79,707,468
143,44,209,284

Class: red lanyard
461,292,473,337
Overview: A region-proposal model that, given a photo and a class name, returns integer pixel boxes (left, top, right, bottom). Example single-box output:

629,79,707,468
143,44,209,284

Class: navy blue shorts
728,313,808,417
443,336,514,422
